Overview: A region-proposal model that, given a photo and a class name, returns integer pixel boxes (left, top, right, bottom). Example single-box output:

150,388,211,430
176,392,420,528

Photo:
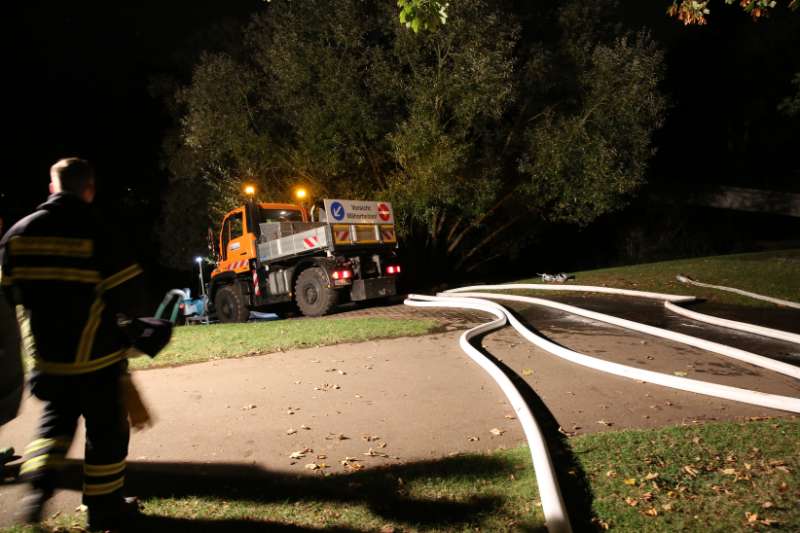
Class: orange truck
207,197,401,321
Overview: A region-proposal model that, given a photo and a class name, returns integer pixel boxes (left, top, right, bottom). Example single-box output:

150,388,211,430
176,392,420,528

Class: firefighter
0,158,145,530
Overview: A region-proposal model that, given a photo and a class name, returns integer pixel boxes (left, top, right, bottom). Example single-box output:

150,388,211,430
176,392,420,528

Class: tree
160,0,666,278
396,0,799,29
667,0,798,25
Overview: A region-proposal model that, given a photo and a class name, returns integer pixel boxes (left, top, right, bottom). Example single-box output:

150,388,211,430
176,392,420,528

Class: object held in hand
121,374,152,430
121,317,173,358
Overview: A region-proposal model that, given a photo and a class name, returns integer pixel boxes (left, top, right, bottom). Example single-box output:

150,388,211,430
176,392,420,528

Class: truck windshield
259,207,303,223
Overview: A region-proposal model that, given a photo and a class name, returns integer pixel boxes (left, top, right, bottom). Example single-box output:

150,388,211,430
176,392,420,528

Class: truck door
218,209,251,273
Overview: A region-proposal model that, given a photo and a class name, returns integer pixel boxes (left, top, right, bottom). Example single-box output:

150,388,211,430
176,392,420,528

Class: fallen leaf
362,435,381,442
760,518,779,526
290,448,313,459
644,472,659,480
316,454,327,460
504,414,516,420
468,436,480,442
623,478,637,486
661,503,673,512
746,512,758,523
300,425,311,430
605,470,617,478
242,404,257,410
762,501,774,509
597,420,613,426
490,428,505,436
363,448,389,458
522,369,534,376
673,371,688,377
305,463,320,470
625,497,638,507
286,428,297,435
644,508,658,517
721,468,736,475
683,465,699,478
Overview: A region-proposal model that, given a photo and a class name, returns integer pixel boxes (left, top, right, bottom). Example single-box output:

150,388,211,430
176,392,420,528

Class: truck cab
214,202,307,276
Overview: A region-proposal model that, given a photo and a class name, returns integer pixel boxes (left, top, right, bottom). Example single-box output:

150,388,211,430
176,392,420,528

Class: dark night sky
3,2,798,232
4,1,261,219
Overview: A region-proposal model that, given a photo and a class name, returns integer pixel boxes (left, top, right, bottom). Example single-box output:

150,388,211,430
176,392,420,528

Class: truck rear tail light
386,265,401,275
332,269,353,280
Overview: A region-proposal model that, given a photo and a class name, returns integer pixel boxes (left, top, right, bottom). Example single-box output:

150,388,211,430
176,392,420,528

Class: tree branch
454,215,520,271
447,189,516,255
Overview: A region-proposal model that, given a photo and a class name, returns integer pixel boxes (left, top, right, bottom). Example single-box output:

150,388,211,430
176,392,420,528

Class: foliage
396,0,799,29
667,0,798,25
397,0,449,33
159,0,666,277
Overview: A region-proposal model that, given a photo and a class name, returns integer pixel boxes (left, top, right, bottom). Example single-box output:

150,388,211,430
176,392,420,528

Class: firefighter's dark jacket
0,193,143,376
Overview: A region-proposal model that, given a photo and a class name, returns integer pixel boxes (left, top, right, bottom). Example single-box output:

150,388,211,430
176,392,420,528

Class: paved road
1,294,797,527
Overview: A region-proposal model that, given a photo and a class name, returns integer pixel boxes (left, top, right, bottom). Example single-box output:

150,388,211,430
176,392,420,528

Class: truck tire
214,284,250,323
295,267,338,317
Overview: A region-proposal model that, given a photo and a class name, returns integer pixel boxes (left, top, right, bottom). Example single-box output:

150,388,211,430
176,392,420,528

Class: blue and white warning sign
323,199,394,224
330,201,346,221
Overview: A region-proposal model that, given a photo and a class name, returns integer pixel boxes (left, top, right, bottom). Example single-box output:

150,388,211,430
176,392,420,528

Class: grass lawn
129,317,438,370
517,249,800,307
9,418,797,532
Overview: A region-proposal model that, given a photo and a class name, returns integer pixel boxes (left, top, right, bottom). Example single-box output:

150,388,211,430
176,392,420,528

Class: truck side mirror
207,226,219,261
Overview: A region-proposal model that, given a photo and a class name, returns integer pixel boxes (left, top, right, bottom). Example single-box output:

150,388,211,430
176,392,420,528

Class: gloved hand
121,374,153,431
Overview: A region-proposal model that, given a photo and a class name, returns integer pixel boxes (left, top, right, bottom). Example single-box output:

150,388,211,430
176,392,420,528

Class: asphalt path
1,294,797,527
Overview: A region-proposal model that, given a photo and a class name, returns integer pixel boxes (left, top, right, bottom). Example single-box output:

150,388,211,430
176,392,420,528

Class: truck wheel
295,268,339,317
214,284,250,323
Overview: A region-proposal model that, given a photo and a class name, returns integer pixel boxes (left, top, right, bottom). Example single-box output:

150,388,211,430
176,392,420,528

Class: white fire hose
405,283,800,533
676,274,800,310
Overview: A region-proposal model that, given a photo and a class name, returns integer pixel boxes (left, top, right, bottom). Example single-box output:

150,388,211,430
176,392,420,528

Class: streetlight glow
294,187,308,200
244,184,256,196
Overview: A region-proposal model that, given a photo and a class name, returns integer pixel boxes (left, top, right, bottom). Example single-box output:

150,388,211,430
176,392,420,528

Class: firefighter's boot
87,496,141,532
18,486,53,524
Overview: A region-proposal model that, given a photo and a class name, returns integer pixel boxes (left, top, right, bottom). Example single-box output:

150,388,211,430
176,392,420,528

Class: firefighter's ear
48,182,55,194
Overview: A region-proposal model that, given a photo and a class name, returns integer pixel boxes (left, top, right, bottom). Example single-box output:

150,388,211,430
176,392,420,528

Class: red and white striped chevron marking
227,260,249,271
335,229,350,242
381,228,396,241
303,236,320,249
252,269,261,296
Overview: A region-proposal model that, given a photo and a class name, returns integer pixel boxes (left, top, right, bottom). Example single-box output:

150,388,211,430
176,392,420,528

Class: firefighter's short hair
50,158,95,193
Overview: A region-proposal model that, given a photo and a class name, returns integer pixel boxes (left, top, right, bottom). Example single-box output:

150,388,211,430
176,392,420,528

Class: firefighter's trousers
20,367,129,511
